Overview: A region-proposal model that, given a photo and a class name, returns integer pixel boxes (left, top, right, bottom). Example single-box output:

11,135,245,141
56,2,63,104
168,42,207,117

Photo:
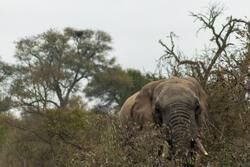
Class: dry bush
201,76,250,167
0,99,249,167
0,109,174,167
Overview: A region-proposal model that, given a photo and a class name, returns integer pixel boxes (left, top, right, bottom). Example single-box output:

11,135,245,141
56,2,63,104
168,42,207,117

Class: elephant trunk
167,107,192,158
166,104,208,162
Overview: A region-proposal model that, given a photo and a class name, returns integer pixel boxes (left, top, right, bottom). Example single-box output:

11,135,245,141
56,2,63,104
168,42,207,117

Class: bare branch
158,5,249,87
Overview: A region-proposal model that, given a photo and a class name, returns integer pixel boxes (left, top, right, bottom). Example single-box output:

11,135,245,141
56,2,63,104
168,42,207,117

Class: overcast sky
0,0,249,72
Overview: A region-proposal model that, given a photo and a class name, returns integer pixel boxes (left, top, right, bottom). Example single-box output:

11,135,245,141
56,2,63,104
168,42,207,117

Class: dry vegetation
0,4,250,167
0,98,249,167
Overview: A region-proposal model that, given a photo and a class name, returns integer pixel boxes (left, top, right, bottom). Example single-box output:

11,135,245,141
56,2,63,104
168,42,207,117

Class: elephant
119,76,208,166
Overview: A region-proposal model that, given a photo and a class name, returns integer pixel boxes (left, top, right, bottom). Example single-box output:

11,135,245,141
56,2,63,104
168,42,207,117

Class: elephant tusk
196,139,208,156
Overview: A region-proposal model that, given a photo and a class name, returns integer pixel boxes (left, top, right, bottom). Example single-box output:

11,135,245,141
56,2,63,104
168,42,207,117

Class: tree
0,60,13,113
85,66,158,112
10,28,115,113
157,4,250,166
158,4,249,87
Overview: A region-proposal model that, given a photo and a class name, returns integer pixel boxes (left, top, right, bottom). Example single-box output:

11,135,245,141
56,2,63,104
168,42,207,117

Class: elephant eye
154,104,163,125
155,105,161,114
195,101,200,114
195,102,201,126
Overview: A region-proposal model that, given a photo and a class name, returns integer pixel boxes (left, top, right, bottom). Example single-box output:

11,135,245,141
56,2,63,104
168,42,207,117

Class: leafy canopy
85,67,158,111
11,28,115,112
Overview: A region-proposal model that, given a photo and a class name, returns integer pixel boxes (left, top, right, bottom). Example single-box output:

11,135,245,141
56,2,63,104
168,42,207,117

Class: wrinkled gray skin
119,77,208,167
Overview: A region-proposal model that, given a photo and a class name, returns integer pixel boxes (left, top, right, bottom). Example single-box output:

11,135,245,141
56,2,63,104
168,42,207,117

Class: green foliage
0,61,13,83
85,66,132,108
0,97,12,113
0,114,11,146
10,28,115,111
0,61,13,113
85,67,158,111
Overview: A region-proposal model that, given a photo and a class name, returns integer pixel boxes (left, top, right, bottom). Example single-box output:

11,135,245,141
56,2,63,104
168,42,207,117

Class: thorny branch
158,5,249,87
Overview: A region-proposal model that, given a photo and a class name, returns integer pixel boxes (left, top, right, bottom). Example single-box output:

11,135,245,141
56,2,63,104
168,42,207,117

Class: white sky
0,0,249,72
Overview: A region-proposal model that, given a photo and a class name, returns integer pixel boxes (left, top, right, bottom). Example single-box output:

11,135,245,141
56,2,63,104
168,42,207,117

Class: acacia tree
10,28,115,112
158,5,249,87
85,67,157,112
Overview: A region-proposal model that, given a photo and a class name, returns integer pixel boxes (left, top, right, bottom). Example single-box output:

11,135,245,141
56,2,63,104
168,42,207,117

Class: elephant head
119,77,208,166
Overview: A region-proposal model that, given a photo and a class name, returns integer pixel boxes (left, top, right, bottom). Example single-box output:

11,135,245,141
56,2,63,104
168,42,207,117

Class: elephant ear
185,77,208,127
131,80,165,124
